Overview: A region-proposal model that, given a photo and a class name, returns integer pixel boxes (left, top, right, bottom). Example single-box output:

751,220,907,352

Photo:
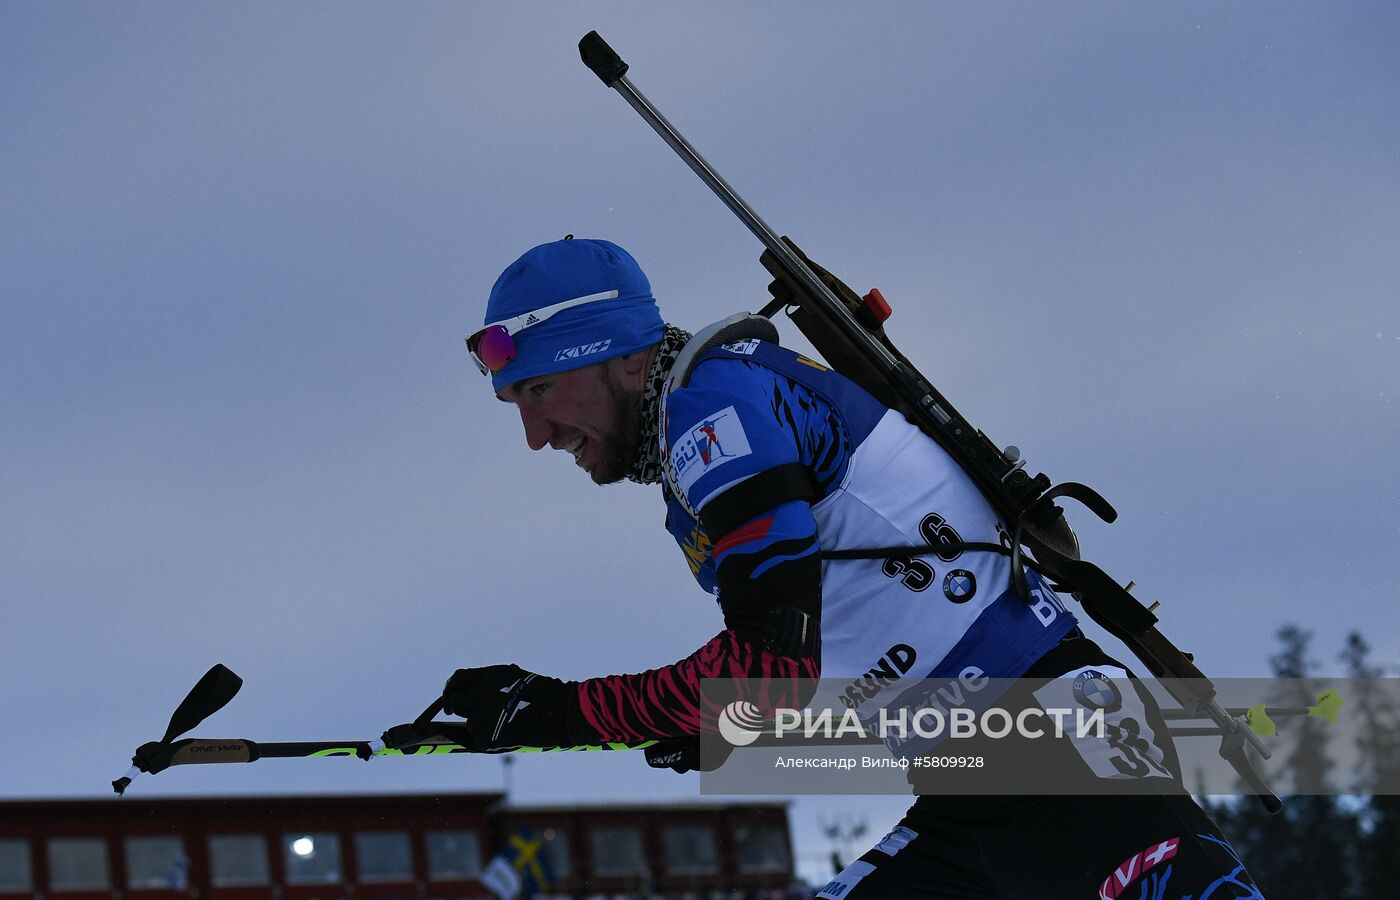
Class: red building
0,794,797,899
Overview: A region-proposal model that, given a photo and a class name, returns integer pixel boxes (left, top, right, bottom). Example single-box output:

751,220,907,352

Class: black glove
644,736,735,774
440,664,574,751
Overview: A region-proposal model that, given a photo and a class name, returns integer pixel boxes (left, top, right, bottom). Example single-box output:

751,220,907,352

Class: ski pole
113,735,662,795
111,665,660,795
115,716,1313,798
117,667,1332,795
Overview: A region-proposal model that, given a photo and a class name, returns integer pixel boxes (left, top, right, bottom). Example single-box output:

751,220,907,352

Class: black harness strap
819,540,1071,593
698,462,817,539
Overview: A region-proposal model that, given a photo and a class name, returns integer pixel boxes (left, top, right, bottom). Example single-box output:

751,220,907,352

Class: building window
0,840,31,892
208,835,269,887
282,833,342,885
47,838,110,892
124,836,188,889
426,830,481,880
735,824,789,872
354,831,412,882
663,825,717,875
589,826,645,876
539,828,571,878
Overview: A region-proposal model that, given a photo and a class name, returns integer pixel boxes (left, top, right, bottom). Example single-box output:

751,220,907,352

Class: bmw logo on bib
942,569,976,604
1072,669,1122,713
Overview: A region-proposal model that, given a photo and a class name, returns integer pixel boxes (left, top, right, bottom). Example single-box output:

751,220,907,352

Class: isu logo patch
669,406,752,496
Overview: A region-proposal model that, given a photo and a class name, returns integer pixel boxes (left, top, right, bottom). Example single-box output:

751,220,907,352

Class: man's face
497,357,645,485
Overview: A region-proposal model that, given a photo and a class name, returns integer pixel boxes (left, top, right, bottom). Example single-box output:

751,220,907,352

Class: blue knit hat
481,238,664,392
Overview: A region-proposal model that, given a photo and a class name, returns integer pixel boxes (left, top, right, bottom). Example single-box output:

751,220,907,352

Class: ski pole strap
414,698,445,732
400,697,480,749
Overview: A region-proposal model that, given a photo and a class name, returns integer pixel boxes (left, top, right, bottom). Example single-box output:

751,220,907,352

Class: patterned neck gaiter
626,323,692,485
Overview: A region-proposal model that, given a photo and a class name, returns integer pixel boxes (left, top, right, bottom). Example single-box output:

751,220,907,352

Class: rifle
578,30,1285,812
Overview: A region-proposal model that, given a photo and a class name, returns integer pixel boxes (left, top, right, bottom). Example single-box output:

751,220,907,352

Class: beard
590,367,646,485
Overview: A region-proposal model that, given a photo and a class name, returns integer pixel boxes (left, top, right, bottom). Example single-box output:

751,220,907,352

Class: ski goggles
466,289,619,375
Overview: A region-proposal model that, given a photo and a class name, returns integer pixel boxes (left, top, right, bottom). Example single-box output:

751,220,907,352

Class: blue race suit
574,334,1261,899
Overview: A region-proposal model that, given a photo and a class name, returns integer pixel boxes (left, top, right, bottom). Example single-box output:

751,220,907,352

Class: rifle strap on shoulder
670,312,779,390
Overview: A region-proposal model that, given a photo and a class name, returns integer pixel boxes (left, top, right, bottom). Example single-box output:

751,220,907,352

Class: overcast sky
3,1,1397,884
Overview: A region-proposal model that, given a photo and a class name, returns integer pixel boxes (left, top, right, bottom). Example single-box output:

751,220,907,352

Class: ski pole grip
579,31,629,86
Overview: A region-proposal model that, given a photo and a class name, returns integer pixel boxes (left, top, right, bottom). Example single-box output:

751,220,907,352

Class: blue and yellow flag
481,828,553,899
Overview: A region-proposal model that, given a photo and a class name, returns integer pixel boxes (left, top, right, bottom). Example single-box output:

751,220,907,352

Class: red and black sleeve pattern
574,621,819,743
574,498,822,744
